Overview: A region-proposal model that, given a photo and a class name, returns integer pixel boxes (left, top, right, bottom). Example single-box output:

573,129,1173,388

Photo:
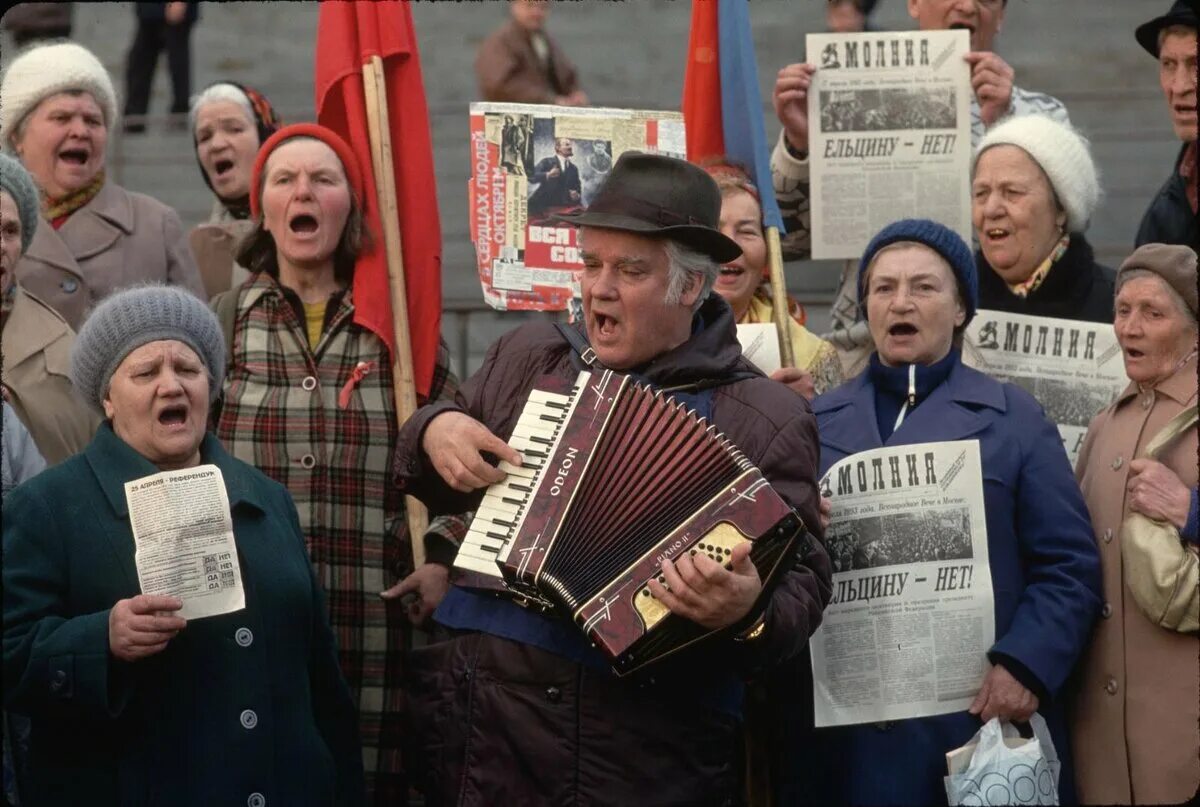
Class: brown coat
1071,354,1199,805
14,181,205,331
189,202,254,299
475,19,580,104
1,286,99,465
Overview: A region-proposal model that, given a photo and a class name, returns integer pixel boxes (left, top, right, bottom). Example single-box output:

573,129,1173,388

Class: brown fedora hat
553,152,742,264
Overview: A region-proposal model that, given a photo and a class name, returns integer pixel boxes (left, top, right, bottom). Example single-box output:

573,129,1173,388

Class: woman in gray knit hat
2,285,367,806
0,151,99,466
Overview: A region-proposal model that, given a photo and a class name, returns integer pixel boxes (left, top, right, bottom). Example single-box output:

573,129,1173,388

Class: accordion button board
453,369,808,675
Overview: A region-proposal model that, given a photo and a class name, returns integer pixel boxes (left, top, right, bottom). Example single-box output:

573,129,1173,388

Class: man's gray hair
1116,267,1199,328
663,239,719,312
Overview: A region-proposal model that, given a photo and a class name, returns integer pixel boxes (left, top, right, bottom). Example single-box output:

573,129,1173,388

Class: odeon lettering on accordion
455,370,810,675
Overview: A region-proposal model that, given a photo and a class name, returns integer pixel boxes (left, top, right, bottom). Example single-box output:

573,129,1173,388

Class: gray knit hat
0,153,40,253
70,286,226,415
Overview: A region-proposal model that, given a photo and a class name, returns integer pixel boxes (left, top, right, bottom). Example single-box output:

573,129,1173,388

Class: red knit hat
249,123,365,220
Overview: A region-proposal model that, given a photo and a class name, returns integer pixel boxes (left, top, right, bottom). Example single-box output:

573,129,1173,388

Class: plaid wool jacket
214,272,466,803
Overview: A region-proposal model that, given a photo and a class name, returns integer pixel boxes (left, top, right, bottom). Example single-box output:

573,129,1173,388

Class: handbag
1120,404,1199,633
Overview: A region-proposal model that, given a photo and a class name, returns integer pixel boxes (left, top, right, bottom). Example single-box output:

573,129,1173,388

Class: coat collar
24,183,135,271
85,423,267,518
2,286,72,368
813,354,1007,455
1114,352,1198,407
630,293,752,389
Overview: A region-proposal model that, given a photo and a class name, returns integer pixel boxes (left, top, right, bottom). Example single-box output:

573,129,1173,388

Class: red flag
315,0,440,397
682,0,724,161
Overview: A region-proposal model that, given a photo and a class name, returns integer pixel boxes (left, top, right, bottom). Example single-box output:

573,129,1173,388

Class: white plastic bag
944,713,1060,806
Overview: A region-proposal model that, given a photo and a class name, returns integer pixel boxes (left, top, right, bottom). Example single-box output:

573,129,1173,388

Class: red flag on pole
682,0,724,161
315,0,440,397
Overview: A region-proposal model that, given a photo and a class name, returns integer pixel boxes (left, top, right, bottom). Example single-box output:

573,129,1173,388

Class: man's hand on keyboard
423,411,523,492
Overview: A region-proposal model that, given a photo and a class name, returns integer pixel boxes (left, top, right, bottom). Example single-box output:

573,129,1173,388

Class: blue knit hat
858,218,978,326
70,286,226,415
0,153,39,253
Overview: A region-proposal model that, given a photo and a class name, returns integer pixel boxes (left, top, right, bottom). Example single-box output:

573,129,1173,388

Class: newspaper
737,323,782,374
963,310,1126,467
811,440,994,727
806,30,972,259
469,102,686,311
124,465,245,620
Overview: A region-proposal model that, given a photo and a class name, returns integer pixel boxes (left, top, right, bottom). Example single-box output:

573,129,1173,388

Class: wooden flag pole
765,226,795,369
362,54,429,567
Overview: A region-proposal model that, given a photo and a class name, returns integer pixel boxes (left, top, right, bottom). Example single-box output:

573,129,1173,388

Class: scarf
42,170,105,228
1007,233,1069,298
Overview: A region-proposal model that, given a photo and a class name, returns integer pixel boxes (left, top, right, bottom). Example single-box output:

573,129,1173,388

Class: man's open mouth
58,149,88,165
594,313,618,336
158,405,188,426
889,323,918,337
289,214,319,233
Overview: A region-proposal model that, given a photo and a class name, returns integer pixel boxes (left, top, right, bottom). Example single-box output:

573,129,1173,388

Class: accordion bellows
456,370,806,674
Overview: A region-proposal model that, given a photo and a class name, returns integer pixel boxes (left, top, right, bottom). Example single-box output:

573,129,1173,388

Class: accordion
454,369,806,675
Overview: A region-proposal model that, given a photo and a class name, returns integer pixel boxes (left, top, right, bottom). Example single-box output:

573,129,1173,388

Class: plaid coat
214,272,465,804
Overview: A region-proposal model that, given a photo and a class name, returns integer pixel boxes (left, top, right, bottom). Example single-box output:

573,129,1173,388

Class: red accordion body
454,370,805,674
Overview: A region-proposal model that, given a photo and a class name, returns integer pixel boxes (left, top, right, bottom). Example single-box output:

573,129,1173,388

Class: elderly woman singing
2,286,364,806
1071,243,1199,805
773,219,1102,806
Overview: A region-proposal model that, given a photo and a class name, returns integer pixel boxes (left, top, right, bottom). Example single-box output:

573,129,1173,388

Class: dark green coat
2,425,366,806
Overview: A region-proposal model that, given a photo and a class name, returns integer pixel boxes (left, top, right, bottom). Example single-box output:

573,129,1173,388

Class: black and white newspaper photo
963,310,1127,467
805,29,972,259
124,465,245,620
811,440,994,727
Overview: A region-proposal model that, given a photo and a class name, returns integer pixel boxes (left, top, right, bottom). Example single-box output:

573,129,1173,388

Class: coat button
1103,528,1113,544
301,376,318,391
1101,603,1113,619
49,669,67,693
1142,396,1153,409
247,794,266,807
1112,456,1123,471
544,686,561,703
240,709,258,729
235,627,254,647
299,454,316,469
60,278,78,293
1104,677,1119,695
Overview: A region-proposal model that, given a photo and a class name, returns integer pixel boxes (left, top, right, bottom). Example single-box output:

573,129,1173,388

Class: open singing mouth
158,404,188,426
289,214,319,234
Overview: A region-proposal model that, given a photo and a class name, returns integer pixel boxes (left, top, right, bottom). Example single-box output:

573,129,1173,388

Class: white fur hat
973,114,1101,234
0,42,119,149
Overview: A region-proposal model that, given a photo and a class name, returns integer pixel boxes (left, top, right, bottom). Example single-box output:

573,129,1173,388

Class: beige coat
1071,354,1199,805
189,200,253,299
1,286,99,465
14,181,205,331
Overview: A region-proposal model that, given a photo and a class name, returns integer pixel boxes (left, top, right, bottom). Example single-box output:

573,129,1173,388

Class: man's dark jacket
1136,143,1199,250
393,294,832,806
528,155,581,214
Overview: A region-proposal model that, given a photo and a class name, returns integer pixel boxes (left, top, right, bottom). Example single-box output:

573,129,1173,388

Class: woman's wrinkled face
14,92,108,198
715,189,766,319
104,340,210,471
972,145,1066,285
195,100,259,202
260,139,352,272
1114,276,1198,385
0,191,22,296
865,244,965,367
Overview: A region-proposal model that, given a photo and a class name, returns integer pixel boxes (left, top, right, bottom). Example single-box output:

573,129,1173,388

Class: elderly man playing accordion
393,152,832,806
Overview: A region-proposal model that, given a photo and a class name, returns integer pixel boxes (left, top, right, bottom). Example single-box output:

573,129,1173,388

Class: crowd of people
0,1,1197,806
